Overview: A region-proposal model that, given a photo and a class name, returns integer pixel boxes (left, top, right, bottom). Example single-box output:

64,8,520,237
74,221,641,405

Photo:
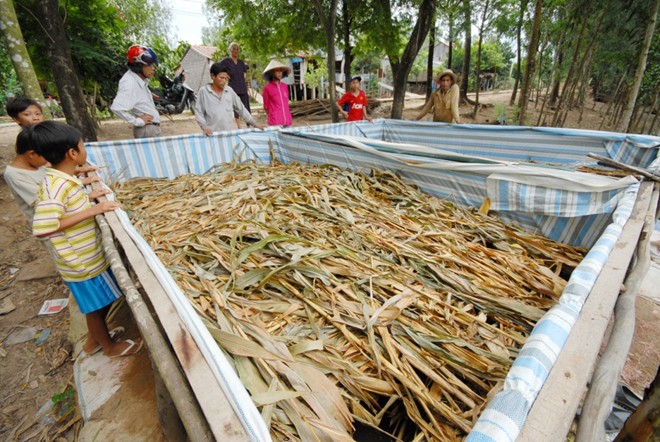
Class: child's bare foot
104,338,143,358
81,327,126,356
82,332,100,354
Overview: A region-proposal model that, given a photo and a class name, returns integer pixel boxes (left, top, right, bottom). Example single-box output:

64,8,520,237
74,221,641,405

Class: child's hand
82,175,101,185
89,188,112,200
95,200,121,214
76,164,99,174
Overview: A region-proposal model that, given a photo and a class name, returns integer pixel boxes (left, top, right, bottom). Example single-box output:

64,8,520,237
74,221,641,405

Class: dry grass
115,162,584,441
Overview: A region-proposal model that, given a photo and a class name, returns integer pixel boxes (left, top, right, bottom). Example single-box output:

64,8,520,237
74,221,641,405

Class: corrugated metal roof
190,45,220,59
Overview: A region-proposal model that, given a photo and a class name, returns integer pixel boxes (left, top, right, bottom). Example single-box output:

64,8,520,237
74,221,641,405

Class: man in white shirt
194,64,262,135
111,45,161,138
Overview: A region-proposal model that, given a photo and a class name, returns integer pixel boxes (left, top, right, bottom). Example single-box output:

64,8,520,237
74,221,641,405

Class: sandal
80,326,126,357
109,339,143,358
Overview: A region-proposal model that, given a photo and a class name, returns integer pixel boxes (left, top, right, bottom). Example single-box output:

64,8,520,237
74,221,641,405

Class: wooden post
99,211,250,440
614,367,660,441
152,364,187,441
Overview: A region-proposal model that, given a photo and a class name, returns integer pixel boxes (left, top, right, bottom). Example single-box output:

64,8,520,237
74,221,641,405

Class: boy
29,121,142,358
4,97,99,223
3,97,47,221
336,76,372,122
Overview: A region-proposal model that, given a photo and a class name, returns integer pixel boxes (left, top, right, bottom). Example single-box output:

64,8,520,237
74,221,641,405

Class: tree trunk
534,37,548,108
0,0,52,120
649,107,659,135
599,75,624,130
459,0,472,104
426,18,436,100
311,0,339,123
618,0,659,133
517,0,543,125
473,0,490,117
342,1,352,91
643,92,658,134
549,47,563,107
551,3,590,127
35,0,96,140
388,0,437,119
448,13,454,69
510,0,528,106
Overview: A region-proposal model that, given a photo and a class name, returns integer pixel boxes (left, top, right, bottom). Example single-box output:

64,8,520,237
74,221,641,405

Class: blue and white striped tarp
467,182,639,442
378,121,660,167
273,129,640,247
84,119,659,441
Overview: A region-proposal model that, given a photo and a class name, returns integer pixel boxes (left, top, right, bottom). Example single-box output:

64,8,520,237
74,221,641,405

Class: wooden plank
518,181,655,441
104,211,249,441
97,215,213,441
574,183,658,440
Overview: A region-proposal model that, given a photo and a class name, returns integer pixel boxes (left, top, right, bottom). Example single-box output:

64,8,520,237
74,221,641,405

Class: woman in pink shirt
262,60,293,127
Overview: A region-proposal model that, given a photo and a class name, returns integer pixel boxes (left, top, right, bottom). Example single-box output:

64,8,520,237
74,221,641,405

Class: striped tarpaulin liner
86,128,267,181
467,182,639,442
82,120,657,440
379,121,660,167
279,130,637,248
605,139,660,168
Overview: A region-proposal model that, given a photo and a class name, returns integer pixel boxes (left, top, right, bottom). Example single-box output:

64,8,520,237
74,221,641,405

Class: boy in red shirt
336,76,372,122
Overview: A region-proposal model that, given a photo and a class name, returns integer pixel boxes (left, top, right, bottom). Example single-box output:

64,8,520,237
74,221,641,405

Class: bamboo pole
575,183,658,441
587,153,660,182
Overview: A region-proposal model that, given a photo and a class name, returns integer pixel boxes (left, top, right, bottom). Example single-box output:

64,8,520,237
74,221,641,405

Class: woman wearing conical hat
262,60,293,127
415,69,461,123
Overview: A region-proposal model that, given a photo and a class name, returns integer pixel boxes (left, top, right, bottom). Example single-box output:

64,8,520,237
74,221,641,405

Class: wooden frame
519,181,657,440
102,211,250,441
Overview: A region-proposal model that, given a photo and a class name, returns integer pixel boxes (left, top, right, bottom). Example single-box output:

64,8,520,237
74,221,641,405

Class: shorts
65,269,122,314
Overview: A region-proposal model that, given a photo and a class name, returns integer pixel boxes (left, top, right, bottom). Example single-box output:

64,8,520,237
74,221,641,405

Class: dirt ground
0,92,656,440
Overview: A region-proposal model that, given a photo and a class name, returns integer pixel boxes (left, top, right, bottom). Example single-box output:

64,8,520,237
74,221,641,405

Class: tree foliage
1,0,655,133
10,0,175,105
205,0,323,60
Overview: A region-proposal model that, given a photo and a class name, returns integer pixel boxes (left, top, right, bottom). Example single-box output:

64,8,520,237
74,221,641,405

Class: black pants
234,93,251,118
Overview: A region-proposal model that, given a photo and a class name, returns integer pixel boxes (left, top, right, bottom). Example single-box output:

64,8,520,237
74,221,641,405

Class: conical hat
262,59,291,77
435,69,457,83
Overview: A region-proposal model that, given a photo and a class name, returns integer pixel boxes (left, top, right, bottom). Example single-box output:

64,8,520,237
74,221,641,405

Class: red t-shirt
338,90,368,121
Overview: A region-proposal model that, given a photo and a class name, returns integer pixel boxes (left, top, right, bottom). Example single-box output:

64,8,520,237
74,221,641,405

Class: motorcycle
153,70,197,115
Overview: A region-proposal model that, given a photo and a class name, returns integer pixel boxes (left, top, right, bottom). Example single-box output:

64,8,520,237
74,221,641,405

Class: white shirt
195,84,256,133
110,70,160,126
3,165,46,221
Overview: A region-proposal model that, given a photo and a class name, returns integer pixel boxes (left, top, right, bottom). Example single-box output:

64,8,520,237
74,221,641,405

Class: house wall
181,51,213,94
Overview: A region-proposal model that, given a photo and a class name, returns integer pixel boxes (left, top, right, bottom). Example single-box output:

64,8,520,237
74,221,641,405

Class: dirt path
0,93,653,440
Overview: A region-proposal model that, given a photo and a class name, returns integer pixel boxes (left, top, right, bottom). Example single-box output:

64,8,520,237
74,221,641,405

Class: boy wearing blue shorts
28,121,142,358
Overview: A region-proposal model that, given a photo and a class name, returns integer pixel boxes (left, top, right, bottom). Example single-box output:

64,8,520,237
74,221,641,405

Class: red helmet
126,45,158,66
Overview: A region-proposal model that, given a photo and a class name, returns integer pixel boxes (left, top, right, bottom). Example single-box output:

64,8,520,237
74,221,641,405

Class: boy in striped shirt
29,121,142,358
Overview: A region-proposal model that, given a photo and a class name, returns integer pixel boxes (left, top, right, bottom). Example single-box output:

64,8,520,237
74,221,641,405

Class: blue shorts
65,269,122,314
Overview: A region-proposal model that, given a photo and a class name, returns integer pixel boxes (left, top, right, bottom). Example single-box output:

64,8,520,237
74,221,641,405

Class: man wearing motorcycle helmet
111,45,162,138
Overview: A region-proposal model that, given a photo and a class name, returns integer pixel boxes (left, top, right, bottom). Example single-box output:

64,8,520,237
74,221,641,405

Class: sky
170,0,209,45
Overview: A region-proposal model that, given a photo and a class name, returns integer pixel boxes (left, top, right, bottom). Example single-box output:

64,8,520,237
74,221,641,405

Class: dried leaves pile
115,162,584,441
